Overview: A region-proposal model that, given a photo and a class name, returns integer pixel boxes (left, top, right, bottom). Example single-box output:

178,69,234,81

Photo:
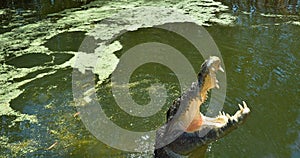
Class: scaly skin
154,56,250,157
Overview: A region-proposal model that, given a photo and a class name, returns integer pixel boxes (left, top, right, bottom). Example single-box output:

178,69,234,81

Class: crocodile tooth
238,104,243,110
219,111,222,116
233,116,238,122
243,101,248,108
216,83,220,89
226,113,231,119
219,66,224,72
242,101,250,113
222,112,226,116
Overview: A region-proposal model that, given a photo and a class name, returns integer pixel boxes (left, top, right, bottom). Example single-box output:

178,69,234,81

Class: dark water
206,18,300,157
0,0,299,157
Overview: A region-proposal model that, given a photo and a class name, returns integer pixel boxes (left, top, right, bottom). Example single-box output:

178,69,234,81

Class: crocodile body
154,56,250,157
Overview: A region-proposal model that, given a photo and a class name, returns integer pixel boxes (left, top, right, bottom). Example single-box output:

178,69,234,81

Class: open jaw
193,56,250,131
154,56,251,157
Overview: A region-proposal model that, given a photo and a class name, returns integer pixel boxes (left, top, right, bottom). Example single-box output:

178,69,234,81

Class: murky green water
1,0,299,157
206,19,300,157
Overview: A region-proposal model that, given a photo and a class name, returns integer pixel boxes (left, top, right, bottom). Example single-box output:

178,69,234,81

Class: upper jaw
206,56,224,72
199,56,250,129
198,56,224,103
206,56,224,89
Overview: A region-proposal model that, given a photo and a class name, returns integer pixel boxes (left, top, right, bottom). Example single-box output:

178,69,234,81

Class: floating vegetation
0,0,237,126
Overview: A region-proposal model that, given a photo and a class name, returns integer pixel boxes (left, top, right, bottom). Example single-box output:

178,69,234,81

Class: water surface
0,0,299,157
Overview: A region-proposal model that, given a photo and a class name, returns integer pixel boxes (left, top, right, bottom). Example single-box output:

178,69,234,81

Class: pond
0,0,299,157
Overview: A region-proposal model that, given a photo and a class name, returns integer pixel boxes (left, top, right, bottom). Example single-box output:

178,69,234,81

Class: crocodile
154,56,250,157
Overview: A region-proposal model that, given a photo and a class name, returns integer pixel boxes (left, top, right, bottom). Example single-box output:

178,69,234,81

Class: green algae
0,103,38,126
0,136,36,157
0,134,38,156
0,10,5,15
291,21,300,26
8,139,37,156
1,67,95,157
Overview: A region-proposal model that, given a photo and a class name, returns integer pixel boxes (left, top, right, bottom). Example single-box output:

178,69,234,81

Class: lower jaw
185,114,203,132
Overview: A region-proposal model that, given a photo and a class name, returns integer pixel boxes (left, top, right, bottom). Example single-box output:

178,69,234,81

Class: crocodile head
186,56,225,132
198,56,224,98
155,56,250,157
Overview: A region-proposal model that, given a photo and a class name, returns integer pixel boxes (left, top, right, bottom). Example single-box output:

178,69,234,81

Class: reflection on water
0,0,299,157
0,0,94,33
220,0,300,15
